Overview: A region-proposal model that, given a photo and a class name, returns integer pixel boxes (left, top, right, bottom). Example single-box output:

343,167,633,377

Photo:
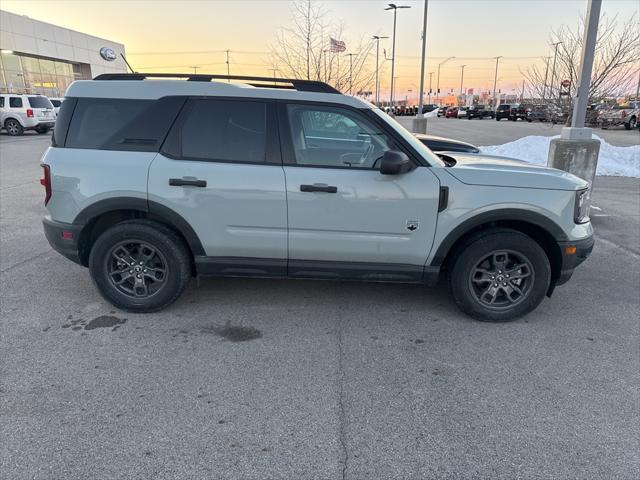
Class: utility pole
268,67,278,87
225,50,231,82
190,66,200,74
372,36,388,106
549,41,562,100
459,64,466,95
428,72,433,103
542,55,551,102
492,56,502,107
385,3,411,108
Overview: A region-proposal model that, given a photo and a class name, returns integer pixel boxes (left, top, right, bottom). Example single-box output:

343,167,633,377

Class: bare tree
524,13,639,116
270,0,377,96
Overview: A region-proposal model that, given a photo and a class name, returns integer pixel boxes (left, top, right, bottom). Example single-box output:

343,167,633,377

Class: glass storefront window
0,53,82,95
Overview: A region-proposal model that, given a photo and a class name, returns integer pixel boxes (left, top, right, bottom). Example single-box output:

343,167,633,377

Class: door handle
300,184,337,193
169,178,207,187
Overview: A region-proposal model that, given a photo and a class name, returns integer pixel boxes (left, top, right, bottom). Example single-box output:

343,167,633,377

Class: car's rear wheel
4,119,23,136
625,117,636,130
89,220,192,312
448,229,551,322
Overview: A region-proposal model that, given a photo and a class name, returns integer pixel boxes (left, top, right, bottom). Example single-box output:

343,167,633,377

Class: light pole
492,56,502,107
346,53,356,95
459,64,466,95
541,55,551,102
190,66,200,74
385,3,411,107
436,56,455,105
372,36,388,105
549,41,563,101
417,0,429,116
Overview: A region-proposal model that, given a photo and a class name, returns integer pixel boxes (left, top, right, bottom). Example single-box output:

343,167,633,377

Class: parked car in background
525,104,564,123
422,104,439,113
597,101,639,130
445,106,459,118
49,98,64,116
495,104,514,121
456,106,469,119
437,106,448,117
508,103,535,121
414,133,480,153
466,105,493,119
0,94,56,135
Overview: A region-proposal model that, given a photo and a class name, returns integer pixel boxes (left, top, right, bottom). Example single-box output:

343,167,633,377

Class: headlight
574,188,591,223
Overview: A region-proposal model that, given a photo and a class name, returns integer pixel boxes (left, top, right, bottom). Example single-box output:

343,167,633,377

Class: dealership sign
99,47,117,61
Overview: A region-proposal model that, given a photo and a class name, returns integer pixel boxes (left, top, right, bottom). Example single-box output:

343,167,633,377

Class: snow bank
480,134,640,177
425,109,439,118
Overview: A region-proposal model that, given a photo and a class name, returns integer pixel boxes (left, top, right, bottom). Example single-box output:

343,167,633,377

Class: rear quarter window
9,97,23,108
28,97,53,109
64,97,186,151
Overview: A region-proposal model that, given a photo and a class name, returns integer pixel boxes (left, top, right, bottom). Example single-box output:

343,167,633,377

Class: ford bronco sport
41,73,594,321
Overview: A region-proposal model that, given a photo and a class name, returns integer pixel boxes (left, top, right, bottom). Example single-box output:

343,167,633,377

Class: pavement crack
337,314,349,480
0,249,52,274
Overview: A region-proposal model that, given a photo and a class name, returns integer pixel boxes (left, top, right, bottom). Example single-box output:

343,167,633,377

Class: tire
496,117,501,121
625,117,636,130
447,229,551,322
4,119,24,136
88,220,192,312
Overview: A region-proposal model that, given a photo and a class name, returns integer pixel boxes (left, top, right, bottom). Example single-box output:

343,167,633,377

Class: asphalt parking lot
1,133,639,479
395,115,640,147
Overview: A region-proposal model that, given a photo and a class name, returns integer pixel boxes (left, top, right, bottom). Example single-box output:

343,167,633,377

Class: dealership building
0,9,127,97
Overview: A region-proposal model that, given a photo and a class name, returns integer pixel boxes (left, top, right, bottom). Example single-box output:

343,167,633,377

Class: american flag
330,37,346,53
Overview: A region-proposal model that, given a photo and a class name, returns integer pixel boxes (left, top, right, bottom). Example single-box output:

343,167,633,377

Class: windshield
28,96,53,109
370,108,445,167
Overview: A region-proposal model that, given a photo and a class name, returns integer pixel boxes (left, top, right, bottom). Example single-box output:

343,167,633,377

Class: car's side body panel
148,154,288,259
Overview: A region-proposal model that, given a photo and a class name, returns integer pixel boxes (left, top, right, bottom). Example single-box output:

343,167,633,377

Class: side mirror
380,150,412,175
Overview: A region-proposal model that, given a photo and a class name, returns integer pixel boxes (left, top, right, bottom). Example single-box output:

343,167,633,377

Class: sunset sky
2,0,638,100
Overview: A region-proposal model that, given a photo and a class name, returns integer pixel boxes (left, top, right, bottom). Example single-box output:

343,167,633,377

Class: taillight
26,109,34,118
40,164,51,205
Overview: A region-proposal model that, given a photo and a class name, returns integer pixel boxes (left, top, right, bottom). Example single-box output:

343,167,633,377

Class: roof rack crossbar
93,73,341,94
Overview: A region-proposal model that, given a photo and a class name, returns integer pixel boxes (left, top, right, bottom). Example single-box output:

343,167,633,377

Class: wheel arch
73,197,205,266
431,209,566,288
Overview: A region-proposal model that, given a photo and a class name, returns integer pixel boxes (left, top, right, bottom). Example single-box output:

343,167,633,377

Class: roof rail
93,73,341,94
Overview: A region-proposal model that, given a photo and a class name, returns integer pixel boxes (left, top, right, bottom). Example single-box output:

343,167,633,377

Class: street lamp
459,64,466,95
417,0,429,117
436,56,455,104
549,41,563,102
372,35,389,106
346,52,357,95
492,56,502,107
385,3,411,107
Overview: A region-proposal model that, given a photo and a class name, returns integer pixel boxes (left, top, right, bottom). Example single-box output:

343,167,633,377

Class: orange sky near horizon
2,0,638,101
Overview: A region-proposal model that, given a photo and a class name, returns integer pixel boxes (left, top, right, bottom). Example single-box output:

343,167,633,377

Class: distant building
0,9,126,97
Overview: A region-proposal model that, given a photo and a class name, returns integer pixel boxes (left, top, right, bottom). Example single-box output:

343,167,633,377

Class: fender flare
430,208,567,267
73,197,205,256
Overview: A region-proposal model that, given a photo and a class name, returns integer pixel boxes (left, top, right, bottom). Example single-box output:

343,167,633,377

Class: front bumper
555,235,595,286
43,217,83,265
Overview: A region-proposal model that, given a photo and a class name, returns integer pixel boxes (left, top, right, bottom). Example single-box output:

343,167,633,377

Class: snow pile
425,109,439,118
480,134,639,177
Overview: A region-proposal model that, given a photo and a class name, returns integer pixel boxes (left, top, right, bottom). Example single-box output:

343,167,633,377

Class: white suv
39,73,594,321
1,94,56,135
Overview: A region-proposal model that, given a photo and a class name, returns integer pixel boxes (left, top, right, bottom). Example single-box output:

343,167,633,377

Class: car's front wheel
448,229,551,322
625,117,636,130
89,220,192,312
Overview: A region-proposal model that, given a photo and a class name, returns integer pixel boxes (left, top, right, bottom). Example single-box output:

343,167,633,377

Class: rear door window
9,97,22,108
0,97,4,108
163,98,273,164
